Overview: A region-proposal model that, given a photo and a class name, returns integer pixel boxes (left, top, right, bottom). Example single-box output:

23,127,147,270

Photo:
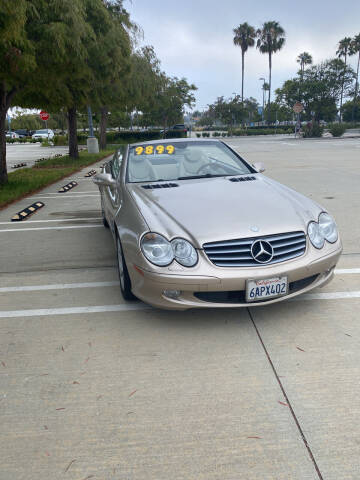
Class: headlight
308,212,338,249
319,213,338,243
141,233,174,266
171,238,198,267
308,221,325,249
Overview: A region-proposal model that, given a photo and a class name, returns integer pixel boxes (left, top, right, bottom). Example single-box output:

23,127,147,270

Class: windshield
127,141,253,183
35,130,48,134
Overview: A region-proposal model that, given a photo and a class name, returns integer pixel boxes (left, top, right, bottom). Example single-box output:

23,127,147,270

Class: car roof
130,138,222,147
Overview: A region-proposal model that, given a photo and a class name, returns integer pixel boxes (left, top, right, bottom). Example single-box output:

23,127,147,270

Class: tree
148,75,197,135
256,21,286,122
0,0,96,181
0,0,35,184
264,102,292,123
205,96,260,126
276,59,355,122
233,23,256,103
297,52,313,80
90,0,133,150
10,113,42,131
350,33,360,120
342,99,360,122
16,0,133,158
336,37,353,121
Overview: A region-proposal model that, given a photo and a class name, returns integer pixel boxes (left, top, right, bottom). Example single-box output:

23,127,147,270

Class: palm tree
351,34,360,105
233,23,256,103
336,37,353,121
297,52,313,80
256,21,286,122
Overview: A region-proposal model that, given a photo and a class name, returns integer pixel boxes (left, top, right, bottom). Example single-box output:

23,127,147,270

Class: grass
0,149,115,209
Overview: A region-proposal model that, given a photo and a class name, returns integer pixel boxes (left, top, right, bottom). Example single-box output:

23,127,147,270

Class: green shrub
204,126,227,131
232,129,246,136
201,132,210,138
329,123,346,137
221,133,227,137
53,135,68,146
196,133,201,138
302,122,324,138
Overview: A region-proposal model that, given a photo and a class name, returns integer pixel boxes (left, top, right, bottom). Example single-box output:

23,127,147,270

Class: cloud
126,0,360,109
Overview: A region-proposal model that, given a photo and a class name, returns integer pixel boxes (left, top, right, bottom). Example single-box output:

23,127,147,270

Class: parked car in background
14,129,31,138
32,129,55,140
172,124,188,132
160,124,188,135
6,131,20,139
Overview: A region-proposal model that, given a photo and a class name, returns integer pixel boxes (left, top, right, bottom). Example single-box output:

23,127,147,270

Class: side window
111,147,125,179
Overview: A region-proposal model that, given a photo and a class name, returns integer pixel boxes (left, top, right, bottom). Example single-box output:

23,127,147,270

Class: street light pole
232,92,237,127
259,78,265,123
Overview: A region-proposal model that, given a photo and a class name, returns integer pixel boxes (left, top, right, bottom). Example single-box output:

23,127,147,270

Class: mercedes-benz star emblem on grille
251,240,274,263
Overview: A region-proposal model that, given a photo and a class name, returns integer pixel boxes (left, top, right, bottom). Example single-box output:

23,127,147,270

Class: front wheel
116,237,136,301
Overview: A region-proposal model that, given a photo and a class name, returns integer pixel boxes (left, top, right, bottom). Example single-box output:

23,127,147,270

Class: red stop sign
39,111,50,121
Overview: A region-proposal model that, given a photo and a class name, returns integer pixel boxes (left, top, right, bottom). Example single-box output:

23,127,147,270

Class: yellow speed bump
58,181,78,193
11,202,45,222
84,170,97,178
12,162,27,169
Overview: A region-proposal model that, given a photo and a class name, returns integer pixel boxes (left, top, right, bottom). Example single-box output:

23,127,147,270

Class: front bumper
128,242,342,310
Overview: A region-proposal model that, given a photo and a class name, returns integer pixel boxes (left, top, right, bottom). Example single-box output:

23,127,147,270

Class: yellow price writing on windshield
134,144,175,155
156,145,165,154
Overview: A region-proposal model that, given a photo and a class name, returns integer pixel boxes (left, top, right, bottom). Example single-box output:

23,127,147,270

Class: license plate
246,276,288,302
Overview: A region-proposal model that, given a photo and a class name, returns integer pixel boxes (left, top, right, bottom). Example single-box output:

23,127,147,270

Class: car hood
127,175,323,248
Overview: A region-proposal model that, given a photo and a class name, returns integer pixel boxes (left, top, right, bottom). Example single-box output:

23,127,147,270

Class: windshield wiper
177,174,225,180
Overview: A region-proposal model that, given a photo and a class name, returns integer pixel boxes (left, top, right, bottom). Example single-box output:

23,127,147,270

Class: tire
116,236,136,301
101,197,109,228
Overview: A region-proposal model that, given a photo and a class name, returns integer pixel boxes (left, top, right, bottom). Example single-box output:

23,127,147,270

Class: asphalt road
6,143,72,169
1,136,360,479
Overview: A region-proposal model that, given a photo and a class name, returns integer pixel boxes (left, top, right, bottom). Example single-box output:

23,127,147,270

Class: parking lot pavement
0,138,360,479
6,143,71,169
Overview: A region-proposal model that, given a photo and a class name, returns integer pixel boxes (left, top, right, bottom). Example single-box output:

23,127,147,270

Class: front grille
203,231,306,267
194,275,318,304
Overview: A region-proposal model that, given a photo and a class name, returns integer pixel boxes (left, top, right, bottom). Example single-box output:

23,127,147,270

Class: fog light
163,289,182,299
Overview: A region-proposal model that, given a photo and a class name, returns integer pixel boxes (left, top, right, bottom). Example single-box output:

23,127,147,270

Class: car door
101,146,126,233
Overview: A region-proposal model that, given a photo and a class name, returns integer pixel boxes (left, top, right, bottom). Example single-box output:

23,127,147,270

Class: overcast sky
125,0,360,110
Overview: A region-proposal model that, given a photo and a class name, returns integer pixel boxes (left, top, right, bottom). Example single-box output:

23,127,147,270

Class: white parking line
0,290,360,318
335,268,360,274
0,281,118,293
0,224,103,233
0,304,150,318
297,291,360,301
0,218,101,225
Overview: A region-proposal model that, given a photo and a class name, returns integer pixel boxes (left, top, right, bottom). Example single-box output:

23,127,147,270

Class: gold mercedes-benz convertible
93,138,342,310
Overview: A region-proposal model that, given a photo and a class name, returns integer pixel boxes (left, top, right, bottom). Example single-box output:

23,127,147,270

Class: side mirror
252,162,265,173
93,173,116,187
